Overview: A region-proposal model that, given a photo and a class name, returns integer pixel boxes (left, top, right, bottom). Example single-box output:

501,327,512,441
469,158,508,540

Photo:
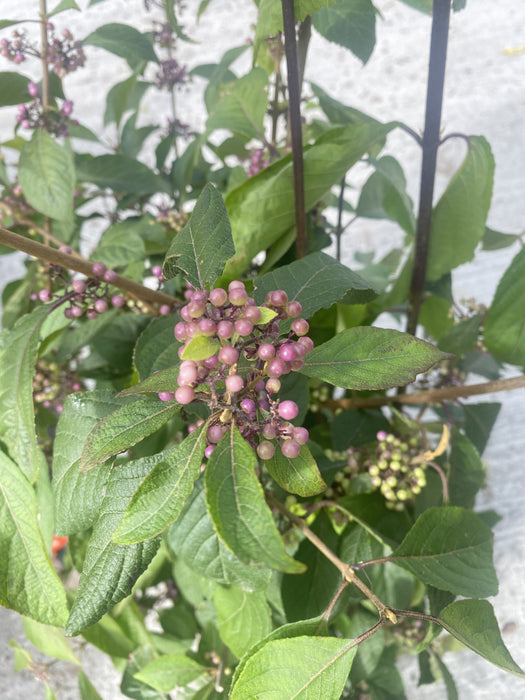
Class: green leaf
104,76,151,128
79,397,182,472
282,511,341,622
206,68,268,139
265,444,326,497
331,409,390,451
300,327,445,390
181,335,220,361
19,130,75,221
134,654,209,692
0,72,30,106
0,450,68,626
76,153,169,194
78,671,103,700
52,391,129,534
112,427,207,544
230,635,357,699
392,506,498,598
484,245,525,365
118,365,181,397
49,0,80,16
356,156,415,235
204,426,305,574
93,223,145,267
448,429,485,508
214,585,272,658
438,313,482,356
462,402,500,455
22,617,79,664
9,639,34,671
133,314,182,380
84,23,158,66
65,455,161,635
253,251,376,321
313,0,376,64
169,479,271,592
426,136,494,281
0,305,59,482
439,599,525,677
163,183,234,287
256,0,339,40
481,226,520,251
224,122,393,279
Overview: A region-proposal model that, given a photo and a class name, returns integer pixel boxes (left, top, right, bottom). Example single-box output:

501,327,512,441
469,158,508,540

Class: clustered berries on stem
16,83,77,137
327,430,428,510
33,357,84,414
161,281,313,461
32,254,126,320
247,148,270,177
0,25,85,76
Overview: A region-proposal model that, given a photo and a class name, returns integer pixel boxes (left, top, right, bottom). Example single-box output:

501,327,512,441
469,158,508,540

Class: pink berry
262,423,277,440
291,318,309,336
151,265,163,278
72,279,86,294
28,81,39,97
243,304,261,323
293,427,309,445
64,307,74,319
278,344,297,361
228,280,245,292
278,400,299,420
229,287,248,306
192,290,208,304
287,301,303,318
180,305,192,321
174,322,188,341
61,99,73,116
178,360,197,385
86,310,98,320
175,386,195,404
265,377,281,393
204,445,215,459
234,318,253,336
281,439,301,458
377,431,388,442
266,357,285,378
198,318,216,336
70,304,83,318
207,425,225,444
38,289,52,302
298,336,314,354
241,398,256,413
158,391,174,402
257,441,275,460
111,294,125,308
269,290,288,307
210,288,228,307
219,345,239,365
187,300,205,318
217,320,234,339
225,374,243,393
258,343,275,360
59,245,72,254
94,299,108,313
103,269,117,283
159,304,171,315
91,262,106,277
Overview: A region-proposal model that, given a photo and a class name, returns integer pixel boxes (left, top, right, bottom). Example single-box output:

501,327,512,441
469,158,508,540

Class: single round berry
269,290,288,307
94,299,108,313
175,386,195,404
265,377,281,394
243,304,261,322
64,307,74,319
225,374,243,393
287,301,302,318
217,320,234,339
174,322,188,342
72,279,86,294
207,425,225,444
293,427,309,445
198,318,216,336
262,423,277,439
210,287,228,307
103,269,118,283
228,280,245,292
86,309,98,320
229,287,248,306
281,439,301,458
258,343,275,360
38,289,52,303
28,81,39,97
266,357,285,378
159,304,171,315
187,300,205,318
219,345,239,365
240,398,256,414
70,304,83,318
291,318,309,336
278,400,299,421
158,391,175,402
204,445,215,459
178,360,198,386
298,336,314,354
234,318,253,337
278,344,297,361
111,294,125,308
151,265,163,278
91,262,106,277
257,441,275,460
203,354,219,370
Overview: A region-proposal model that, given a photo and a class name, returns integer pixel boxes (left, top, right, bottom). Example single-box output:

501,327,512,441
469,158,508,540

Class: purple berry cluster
247,148,270,178
326,431,428,510
0,30,33,64
162,281,313,461
33,357,84,414
156,205,188,233
32,255,126,320
152,21,175,49
45,25,86,77
0,182,33,224
16,83,76,137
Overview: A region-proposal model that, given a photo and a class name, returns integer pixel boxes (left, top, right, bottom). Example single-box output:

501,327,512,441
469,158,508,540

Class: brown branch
324,375,525,410
0,226,177,309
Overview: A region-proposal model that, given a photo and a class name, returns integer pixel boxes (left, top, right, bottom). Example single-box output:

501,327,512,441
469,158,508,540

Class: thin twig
0,226,177,309
281,0,307,258
323,375,525,410
336,177,346,262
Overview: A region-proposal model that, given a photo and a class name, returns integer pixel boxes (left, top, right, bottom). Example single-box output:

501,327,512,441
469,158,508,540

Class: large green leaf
78,397,181,472
230,635,357,699
300,326,445,390
76,154,169,194
84,23,158,66
253,251,376,320
224,122,393,279
214,585,272,658
204,427,305,574
0,305,60,482
0,450,68,626
112,427,207,544
19,130,75,221
169,479,271,592
206,68,268,139
103,75,151,128
426,136,494,281
265,444,326,497
439,599,525,677
118,364,181,397
93,223,145,267
448,429,485,508
392,507,498,598
133,314,183,380
255,0,339,41
52,391,128,535
313,0,376,64
0,72,31,106
133,654,210,692
163,183,234,287
484,245,525,365
22,617,79,664
65,455,161,635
